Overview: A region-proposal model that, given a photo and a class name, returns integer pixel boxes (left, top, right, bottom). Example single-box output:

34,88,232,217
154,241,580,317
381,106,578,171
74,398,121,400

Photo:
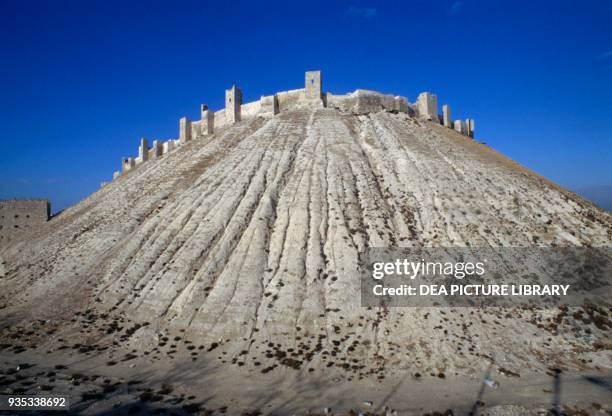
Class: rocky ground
0,106,610,414
1,341,611,415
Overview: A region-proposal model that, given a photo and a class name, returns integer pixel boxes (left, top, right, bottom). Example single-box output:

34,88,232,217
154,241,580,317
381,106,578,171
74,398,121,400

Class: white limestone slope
0,108,610,378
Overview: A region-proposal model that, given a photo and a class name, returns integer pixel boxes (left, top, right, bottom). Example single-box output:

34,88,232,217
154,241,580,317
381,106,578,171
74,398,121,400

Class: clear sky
1,0,611,212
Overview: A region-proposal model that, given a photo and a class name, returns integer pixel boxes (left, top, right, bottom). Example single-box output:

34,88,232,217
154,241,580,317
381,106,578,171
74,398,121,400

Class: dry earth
0,107,611,415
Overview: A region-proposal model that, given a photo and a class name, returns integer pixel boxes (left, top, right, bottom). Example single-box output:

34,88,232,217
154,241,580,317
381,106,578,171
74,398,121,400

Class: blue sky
1,0,611,212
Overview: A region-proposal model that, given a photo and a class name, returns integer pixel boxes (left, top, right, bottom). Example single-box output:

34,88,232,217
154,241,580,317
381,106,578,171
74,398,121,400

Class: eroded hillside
1,107,610,381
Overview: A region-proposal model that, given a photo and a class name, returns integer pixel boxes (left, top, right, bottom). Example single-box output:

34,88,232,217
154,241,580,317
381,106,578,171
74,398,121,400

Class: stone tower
442,105,452,128
200,104,214,135
454,120,467,135
225,85,242,124
122,157,135,172
416,92,438,122
179,117,191,143
151,140,163,157
305,71,322,100
138,138,149,162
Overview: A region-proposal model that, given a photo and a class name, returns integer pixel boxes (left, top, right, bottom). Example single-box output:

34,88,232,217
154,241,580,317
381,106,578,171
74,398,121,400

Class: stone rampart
112,70,476,182
240,100,261,119
327,90,411,115
276,89,307,111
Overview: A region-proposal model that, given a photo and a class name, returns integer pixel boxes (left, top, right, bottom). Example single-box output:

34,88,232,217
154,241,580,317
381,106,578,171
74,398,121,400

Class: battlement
0,199,50,246
111,70,476,182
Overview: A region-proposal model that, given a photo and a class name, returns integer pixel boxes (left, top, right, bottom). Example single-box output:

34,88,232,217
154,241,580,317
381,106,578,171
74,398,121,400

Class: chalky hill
0,70,609,393
2,70,477,244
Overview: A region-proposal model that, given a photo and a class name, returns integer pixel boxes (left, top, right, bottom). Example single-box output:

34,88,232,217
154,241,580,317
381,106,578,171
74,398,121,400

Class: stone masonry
0,199,50,245
468,119,475,138
442,104,452,128
225,85,242,124
416,92,438,122
179,117,191,143
200,105,214,135
305,71,322,101
113,70,476,182
139,138,149,162
151,140,163,158
259,95,279,116
454,120,467,135
122,157,135,172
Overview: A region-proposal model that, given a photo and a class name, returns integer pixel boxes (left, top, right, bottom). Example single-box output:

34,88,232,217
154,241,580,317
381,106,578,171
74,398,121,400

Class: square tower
200,104,214,134
122,157,135,172
454,120,468,135
179,117,191,143
305,70,322,100
138,137,149,162
225,85,242,124
453,120,462,133
151,140,163,157
417,92,438,122
442,104,452,128
467,119,475,138
465,119,475,138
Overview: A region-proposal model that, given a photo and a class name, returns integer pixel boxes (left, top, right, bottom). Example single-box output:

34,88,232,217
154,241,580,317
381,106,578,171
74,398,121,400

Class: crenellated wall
112,70,476,182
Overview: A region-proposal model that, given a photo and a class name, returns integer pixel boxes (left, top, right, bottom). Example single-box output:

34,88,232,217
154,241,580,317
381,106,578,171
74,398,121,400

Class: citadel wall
214,109,228,130
327,90,411,115
0,199,50,246
277,89,307,111
112,70,477,182
240,100,262,119
259,94,279,116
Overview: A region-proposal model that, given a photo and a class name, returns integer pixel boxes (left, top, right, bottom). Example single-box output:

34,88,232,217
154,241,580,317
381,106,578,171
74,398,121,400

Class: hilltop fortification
110,71,475,181
0,71,610,414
